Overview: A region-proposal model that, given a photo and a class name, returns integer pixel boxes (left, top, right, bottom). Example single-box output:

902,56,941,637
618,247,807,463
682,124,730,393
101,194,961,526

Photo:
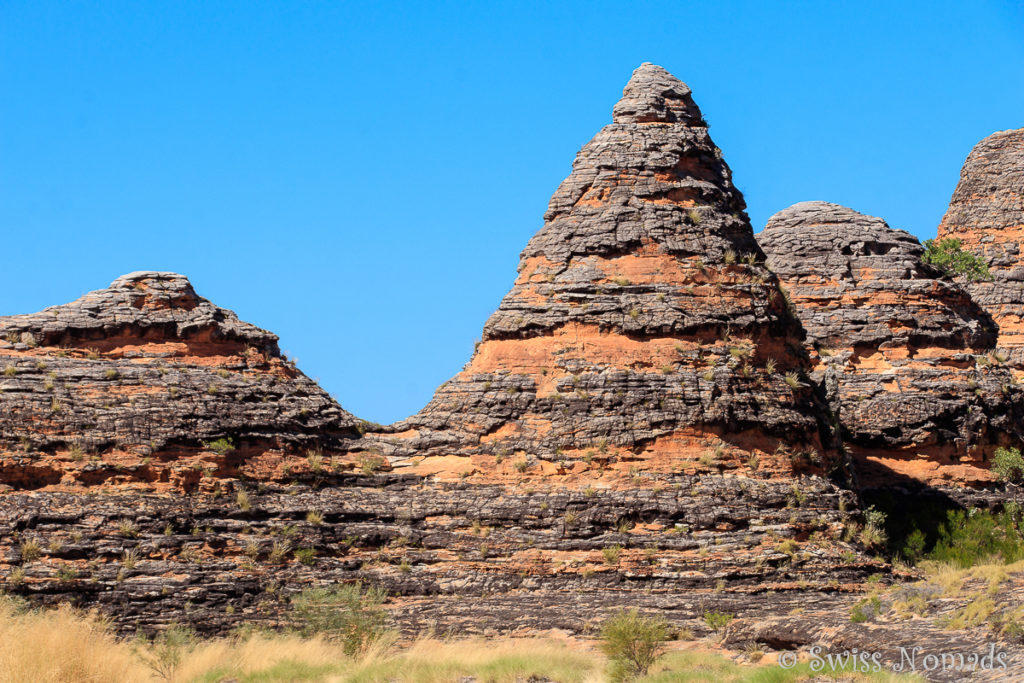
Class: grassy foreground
0,597,921,683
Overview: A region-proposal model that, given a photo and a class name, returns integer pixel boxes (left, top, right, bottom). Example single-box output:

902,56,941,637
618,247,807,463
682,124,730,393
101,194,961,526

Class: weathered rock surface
0,66,886,643
391,64,837,481
759,202,1024,488
0,272,360,492
938,128,1024,372
2,66,1024,681
1,472,872,636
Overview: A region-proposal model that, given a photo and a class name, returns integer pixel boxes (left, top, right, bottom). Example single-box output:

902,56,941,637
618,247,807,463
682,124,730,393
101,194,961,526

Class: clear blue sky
2,1,1023,423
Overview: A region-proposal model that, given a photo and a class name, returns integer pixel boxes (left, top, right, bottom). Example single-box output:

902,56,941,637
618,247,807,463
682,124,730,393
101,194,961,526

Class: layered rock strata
390,63,837,481
0,66,883,637
759,202,1024,489
1,472,871,636
0,272,361,492
937,128,1024,373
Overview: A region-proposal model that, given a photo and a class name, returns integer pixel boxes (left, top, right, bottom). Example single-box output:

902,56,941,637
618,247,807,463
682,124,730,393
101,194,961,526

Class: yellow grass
0,598,925,683
921,557,1024,597
0,599,141,682
342,637,602,683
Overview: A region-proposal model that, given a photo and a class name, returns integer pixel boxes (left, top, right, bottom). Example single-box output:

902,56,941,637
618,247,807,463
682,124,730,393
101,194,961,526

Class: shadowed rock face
759,202,1024,488
938,128,1024,371
0,272,359,492
396,63,837,475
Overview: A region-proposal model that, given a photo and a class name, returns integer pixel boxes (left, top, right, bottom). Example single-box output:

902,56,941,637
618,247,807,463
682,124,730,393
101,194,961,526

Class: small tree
291,582,388,656
922,238,991,282
139,624,195,682
599,609,669,681
993,447,1024,484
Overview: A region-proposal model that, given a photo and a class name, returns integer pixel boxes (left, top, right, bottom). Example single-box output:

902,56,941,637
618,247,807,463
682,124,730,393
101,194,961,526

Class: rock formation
759,202,1024,488
0,271,360,492
0,66,883,638
937,128,1024,373
392,63,837,479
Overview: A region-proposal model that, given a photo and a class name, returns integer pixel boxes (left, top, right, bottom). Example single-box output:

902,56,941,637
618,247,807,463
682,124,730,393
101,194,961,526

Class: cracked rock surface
938,128,1024,372
759,202,1024,488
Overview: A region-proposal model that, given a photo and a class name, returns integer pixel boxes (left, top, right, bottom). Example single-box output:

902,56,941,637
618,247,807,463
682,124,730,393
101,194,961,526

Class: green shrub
599,609,669,681
702,610,734,633
922,238,991,281
992,447,1024,483
902,527,927,563
294,548,317,566
928,506,1024,568
290,582,388,656
204,437,235,456
850,595,882,623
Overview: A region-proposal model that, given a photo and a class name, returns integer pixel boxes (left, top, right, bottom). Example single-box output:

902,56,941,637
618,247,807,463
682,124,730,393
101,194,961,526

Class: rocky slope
0,66,883,641
759,202,1024,489
0,271,361,493
391,63,837,477
2,66,1024,681
937,128,1024,374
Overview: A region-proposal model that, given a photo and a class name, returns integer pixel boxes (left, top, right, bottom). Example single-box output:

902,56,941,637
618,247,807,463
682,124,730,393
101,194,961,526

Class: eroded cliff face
391,63,837,479
0,66,882,638
0,272,361,493
937,128,1024,373
759,202,1024,489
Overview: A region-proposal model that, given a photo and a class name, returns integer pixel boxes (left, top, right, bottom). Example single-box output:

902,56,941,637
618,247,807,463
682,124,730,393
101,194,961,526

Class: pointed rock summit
759,202,1022,487
0,272,358,491
398,64,834,475
938,128,1024,371
612,63,706,125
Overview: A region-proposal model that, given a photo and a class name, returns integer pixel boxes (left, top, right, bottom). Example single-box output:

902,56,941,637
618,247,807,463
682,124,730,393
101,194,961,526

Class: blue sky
2,1,1023,423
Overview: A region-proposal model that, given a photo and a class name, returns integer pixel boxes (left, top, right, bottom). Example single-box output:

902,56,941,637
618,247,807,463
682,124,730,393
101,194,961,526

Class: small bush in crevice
993,446,1024,484
922,237,991,282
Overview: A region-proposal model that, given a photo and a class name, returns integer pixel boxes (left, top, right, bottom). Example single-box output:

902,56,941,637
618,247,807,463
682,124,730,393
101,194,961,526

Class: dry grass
921,557,1024,597
0,598,926,683
0,599,141,682
0,598,600,683
343,637,601,683
634,650,923,682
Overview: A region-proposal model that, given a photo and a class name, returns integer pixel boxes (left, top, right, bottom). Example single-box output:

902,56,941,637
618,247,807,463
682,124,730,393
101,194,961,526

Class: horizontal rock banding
0,272,359,492
937,128,1024,372
759,201,1024,487
396,64,835,477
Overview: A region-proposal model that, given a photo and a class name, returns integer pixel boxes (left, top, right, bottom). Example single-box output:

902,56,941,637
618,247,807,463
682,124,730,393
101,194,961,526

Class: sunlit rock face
396,63,837,478
760,202,1024,489
938,128,1024,374
0,271,360,492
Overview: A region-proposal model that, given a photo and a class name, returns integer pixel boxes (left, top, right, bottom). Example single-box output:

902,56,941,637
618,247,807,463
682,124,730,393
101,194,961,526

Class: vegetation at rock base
289,582,389,656
702,610,735,633
0,595,925,682
599,609,669,681
921,237,991,281
867,491,1024,569
203,437,235,456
